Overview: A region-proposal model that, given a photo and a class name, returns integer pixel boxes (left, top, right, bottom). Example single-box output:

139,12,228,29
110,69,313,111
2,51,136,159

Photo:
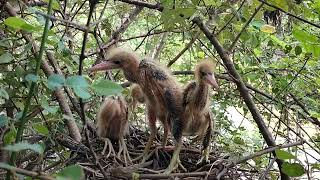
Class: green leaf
311,163,320,170
48,74,65,90
43,0,60,10
0,88,9,100
295,46,302,55
33,124,49,136
0,52,14,64
0,115,8,127
260,24,276,34
66,75,91,99
25,74,39,83
4,17,35,32
91,79,124,96
66,75,89,88
56,165,84,180
281,162,305,177
4,128,16,144
310,111,320,119
73,87,91,99
293,26,318,44
3,142,44,154
275,149,296,160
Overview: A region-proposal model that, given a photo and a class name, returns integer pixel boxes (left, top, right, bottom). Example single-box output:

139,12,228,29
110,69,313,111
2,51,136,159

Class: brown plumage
129,83,145,111
89,48,184,171
182,60,219,163
96,96,131,164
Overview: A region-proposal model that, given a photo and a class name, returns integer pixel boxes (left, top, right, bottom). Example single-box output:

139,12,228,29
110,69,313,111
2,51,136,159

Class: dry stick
275,56,310,98
216,0,246,35
192,17,289,180
228,2,264,52
289,93,320,127
0,164,55,180
258,0,320,29
34,10,88,32
134,23,162,51
77,0,108,178
88,5,144,59
259,158,276,180
4,2,82,142
252,95,320,156
167,31,201,67
151,32,169,60
116,141,305,179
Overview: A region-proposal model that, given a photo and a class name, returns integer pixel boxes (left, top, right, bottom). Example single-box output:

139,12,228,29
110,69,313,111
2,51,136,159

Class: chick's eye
113,60,121,65
208,72,212,76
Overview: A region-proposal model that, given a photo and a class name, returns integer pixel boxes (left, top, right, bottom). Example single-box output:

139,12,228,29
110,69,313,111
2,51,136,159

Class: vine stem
8,0,54,169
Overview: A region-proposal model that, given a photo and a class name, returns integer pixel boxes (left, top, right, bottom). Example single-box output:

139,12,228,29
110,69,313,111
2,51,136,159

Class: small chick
97,96,131,165
182,60,219,164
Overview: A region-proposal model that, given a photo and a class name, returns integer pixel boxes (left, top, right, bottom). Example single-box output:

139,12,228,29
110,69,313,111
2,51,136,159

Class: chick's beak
205,74,219,90
89,61,116,72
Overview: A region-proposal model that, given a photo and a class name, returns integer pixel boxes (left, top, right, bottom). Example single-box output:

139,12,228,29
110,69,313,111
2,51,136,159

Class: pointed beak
89,61,115,72
205,74,219,90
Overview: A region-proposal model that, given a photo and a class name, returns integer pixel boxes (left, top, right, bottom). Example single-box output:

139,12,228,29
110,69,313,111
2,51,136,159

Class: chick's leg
101,138,115,158
197,112,213,164
160,114,169,148
118,138,132,166
163,89,186,174
133,107,157,163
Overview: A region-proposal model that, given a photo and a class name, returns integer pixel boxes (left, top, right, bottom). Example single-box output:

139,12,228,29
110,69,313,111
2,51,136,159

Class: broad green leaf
4,17,35,32
3,142,44,154
66,76,91,99
260,24,276,33
73,87,91,99
275,149,295,160
0,115,8,127
56,165,84,180
25,74,39,82
33,124,49,136
48,74,65,90
0,52,14,64
0,88,9,100
66,75,89,88
91,79,123,96
293,26,318,44
282,162,305,177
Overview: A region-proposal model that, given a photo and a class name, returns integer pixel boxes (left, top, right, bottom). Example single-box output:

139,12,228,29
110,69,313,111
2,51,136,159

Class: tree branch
167,31,201,67
228,2,264,52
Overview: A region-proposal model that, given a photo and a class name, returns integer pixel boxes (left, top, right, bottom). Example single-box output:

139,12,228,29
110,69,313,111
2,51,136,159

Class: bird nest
56,125,261,180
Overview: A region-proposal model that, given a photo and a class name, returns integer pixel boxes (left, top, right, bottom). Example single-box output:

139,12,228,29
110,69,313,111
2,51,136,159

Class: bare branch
167,31,201,67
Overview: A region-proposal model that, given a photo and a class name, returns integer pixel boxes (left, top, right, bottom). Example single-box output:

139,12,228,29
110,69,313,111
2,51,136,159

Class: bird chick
97,96,131,165
182,60,219,164
89,48,184,167
130,83,145,111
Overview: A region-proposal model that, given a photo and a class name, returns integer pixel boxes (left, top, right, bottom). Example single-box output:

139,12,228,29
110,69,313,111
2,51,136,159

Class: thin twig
228,2,264,52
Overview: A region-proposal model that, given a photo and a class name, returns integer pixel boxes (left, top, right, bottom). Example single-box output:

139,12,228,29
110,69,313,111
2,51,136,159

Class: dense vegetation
0,0,319,179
